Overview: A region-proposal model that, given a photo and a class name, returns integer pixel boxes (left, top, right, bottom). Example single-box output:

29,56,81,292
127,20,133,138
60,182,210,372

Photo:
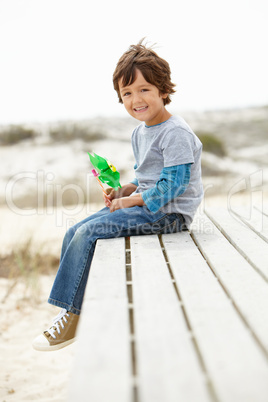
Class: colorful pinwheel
88,153,121,197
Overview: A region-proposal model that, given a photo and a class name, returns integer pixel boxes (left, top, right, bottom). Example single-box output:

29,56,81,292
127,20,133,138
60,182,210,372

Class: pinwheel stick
92,169,111,205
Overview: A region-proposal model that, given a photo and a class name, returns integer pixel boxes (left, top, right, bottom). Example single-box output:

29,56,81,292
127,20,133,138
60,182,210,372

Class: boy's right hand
103,187,116,207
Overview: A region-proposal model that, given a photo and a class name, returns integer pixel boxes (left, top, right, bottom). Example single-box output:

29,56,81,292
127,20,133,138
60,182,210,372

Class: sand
0,274,76,401
0,204,96,402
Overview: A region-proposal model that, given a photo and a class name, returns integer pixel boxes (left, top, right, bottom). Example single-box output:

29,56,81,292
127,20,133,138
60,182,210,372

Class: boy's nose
132,92,143,103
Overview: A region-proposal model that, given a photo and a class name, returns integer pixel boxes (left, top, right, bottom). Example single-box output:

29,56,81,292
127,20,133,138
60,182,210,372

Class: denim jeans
48,206,186,314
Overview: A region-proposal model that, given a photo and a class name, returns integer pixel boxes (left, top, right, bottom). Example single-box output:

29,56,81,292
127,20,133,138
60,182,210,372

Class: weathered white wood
191,212,268,352
68,238,131,402
162,231,268,402
255,205,268,218
70,206,268,402
230,206,268,243
130,235,210,402
205,207,268,280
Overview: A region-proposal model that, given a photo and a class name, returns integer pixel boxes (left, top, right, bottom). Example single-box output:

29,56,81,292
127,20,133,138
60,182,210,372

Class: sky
0,0,267,124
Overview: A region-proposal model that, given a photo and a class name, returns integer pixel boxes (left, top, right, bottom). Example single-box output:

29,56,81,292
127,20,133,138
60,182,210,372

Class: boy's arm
109,164,191,213
142,164,191,212
103,182,138,207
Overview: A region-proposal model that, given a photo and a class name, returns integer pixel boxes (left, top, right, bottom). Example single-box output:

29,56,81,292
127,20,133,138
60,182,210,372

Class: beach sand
0,274,76,402
0,204,97,402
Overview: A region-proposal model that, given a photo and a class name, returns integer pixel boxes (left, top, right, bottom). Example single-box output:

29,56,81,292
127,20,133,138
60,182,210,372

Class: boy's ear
161,93,168,99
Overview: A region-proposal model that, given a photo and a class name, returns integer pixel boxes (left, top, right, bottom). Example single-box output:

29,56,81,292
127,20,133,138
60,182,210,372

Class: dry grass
0,240,59,304
0,125,37,145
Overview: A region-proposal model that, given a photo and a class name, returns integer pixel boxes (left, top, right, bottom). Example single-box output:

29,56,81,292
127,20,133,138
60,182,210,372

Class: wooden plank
191,212,268,353
230,206,268,243
162,231,268,402
130,235,211,402
255,205,268,218
205,207,268,280
68,238,131,402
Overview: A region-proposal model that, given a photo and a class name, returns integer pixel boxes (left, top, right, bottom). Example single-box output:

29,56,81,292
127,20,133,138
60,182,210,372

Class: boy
33,40,203,351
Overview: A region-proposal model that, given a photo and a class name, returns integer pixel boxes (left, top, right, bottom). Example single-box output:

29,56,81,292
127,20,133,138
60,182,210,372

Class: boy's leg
33,206,184,351
32,207,112,351
59,207,110,262
48,206,185,314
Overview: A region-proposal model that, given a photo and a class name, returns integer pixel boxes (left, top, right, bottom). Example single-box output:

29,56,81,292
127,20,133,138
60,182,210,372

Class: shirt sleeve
142,164,191,213
130,163,138,186
130,178,139,187
161,129,195,167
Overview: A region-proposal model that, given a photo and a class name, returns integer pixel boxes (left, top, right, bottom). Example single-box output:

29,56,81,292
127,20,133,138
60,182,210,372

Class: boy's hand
103,193,112,207
103,187,118,207
109,194,145,212
109,197,132,212
103,183,138,207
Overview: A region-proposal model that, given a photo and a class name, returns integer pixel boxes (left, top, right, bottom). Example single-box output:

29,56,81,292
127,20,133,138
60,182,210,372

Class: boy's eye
123,92,131,97
141,88,149,92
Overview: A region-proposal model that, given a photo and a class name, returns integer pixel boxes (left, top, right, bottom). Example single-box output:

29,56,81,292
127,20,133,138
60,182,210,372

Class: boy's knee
63,226,78,246
76,222,96,237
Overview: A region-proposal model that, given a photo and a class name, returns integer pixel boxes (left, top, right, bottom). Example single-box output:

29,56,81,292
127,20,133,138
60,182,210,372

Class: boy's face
118,69,170,126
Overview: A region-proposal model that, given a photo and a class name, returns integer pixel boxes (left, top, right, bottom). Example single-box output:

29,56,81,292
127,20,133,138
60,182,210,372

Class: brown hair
113,39,176,106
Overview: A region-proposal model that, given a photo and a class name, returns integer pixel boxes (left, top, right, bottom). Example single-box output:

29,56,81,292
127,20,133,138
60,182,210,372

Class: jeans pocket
154,213,185,235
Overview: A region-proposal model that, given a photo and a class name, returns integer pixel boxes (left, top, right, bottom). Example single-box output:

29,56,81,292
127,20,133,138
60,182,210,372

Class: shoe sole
33,337,76,351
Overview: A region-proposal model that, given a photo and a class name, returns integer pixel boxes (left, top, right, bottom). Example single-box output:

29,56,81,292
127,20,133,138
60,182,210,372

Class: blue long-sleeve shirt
131,163,191,213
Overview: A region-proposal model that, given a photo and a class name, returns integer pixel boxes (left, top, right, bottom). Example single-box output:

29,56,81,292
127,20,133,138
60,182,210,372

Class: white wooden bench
68,206,268,402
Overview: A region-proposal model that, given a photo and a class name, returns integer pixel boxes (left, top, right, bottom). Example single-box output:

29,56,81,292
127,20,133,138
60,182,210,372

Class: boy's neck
145,110,172,127
145,116,172,128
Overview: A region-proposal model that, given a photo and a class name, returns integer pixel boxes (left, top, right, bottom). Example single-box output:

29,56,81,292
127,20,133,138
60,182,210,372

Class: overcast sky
0,0,267,124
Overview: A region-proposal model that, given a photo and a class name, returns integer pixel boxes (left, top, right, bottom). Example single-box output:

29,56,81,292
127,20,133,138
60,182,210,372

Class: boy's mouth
134,106,148,112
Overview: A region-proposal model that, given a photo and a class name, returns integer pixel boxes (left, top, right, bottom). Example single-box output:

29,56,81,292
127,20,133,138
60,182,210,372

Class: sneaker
32,308,79,351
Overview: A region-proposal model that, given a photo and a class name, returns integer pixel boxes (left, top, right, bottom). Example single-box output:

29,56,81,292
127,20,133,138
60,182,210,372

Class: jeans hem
48,298,81,315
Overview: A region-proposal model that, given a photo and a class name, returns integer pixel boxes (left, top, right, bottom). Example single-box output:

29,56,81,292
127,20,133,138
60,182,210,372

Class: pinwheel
88,153,121,201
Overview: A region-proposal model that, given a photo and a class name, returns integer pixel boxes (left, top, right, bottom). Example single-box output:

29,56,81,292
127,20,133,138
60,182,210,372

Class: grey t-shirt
131,115,203,228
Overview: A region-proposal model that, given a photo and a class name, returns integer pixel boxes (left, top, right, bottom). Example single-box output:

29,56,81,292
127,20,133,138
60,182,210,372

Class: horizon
0,102,267,127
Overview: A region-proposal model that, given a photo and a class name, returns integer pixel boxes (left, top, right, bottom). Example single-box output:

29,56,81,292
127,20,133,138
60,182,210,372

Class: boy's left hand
109,197,133,212
109,194,145,212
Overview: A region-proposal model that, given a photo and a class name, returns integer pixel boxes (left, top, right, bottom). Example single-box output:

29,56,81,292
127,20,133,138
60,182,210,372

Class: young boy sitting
33,40,203,351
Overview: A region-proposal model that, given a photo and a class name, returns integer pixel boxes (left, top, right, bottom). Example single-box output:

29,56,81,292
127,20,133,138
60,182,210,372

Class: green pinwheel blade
88,152,121,190
88,152,109,172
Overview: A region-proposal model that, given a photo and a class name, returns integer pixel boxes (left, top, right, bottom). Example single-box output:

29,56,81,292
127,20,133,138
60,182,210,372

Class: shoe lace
46,308,70,339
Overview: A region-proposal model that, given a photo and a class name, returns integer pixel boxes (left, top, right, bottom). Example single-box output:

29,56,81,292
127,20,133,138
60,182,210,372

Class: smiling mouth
134,106,148,112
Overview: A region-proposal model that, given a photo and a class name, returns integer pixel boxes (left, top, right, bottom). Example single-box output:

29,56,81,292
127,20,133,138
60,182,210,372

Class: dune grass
196,131,226,156
0,125,37,145
0,240,59,304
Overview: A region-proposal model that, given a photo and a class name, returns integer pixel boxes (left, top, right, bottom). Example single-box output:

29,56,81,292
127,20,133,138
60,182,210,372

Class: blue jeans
48,206,185,314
